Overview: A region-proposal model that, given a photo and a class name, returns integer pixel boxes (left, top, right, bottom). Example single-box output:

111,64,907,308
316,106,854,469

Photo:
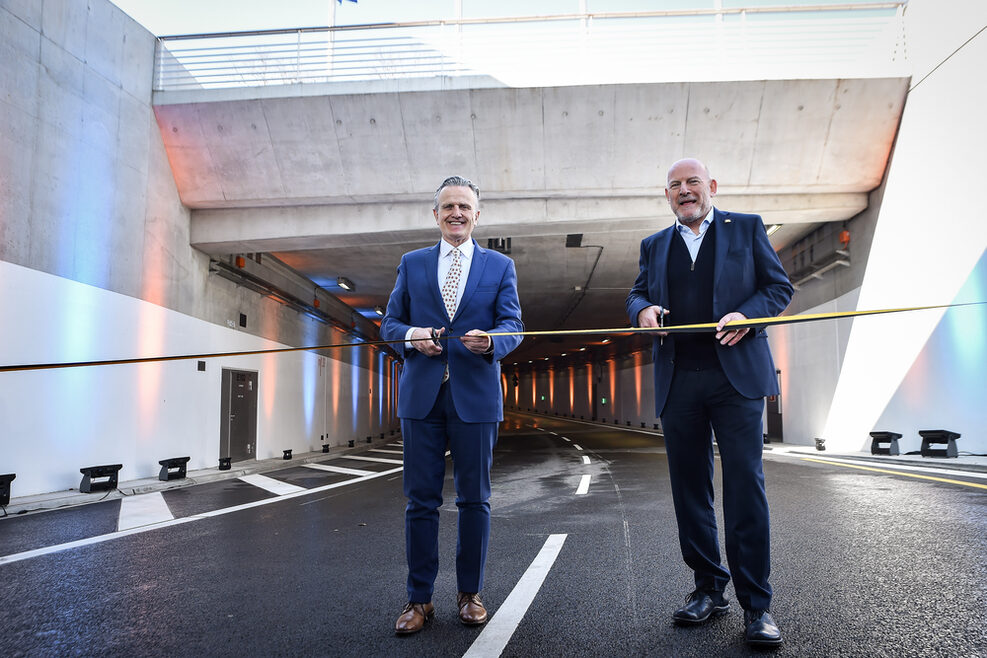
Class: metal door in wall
220,369,258,462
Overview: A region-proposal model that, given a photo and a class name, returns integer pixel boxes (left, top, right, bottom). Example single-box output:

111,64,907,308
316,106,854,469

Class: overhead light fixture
374,305,384,316
766,224,781,236
579,347,586,352
337,276,355,291
601,337,611,344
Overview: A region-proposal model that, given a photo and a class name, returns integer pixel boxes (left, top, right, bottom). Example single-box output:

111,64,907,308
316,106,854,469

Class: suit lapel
454,239,486,321
423,243,444,318
657,227,676,307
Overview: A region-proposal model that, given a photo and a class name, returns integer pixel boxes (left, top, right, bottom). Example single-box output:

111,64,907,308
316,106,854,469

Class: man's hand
411,327,444,356
460,329,492,355
716,312,749,346
638,305,669,336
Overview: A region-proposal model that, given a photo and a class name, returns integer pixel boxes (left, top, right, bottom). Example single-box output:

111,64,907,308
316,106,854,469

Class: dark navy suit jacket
626,209,793,415
380,239,524,423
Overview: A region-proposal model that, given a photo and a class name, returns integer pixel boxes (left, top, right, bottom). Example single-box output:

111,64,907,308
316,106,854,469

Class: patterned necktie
442,248,462,320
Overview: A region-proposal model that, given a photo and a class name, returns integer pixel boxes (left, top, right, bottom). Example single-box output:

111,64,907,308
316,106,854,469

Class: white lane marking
536,427,545,431
386,443,403,448
463,534,568,658
573,444,583,451
575,474,591,495
341,455,403,465
0,467,403,566
303,463,374,477
370,449,403,455
549,431,558,436
117,491,173,531
582,456,591,465
772,452,987,481
239,473,306,495
561,437,571,442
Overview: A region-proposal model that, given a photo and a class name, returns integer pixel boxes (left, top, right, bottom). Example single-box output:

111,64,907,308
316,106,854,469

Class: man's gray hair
433,176,480,211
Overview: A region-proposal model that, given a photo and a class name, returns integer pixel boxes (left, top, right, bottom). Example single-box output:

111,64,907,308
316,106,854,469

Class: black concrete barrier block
79,464,122,493
158,456,190,481
0,473,15,506
869,431,902,456
919,429,961,458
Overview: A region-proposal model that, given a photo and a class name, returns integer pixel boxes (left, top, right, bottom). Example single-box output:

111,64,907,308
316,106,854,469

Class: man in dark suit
626,158,793,648
380,175,524,635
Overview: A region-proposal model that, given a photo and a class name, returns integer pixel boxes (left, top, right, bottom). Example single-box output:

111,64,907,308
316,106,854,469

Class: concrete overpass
155,75,908,360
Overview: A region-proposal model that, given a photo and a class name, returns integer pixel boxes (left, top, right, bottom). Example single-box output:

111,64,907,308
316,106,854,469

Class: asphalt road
1,413,985,657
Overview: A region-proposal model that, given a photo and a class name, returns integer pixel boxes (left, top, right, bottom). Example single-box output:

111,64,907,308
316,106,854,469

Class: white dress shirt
404,238,475,347
675,207,715,263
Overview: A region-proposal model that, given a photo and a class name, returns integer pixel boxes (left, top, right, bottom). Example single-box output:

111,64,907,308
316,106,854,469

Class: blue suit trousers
402,381,497,603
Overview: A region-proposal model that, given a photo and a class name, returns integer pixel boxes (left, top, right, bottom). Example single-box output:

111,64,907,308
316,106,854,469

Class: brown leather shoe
395,602,434,635
457,592,488,626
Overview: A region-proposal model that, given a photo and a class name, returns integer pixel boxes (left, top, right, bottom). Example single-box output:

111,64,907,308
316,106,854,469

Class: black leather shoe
672,589,730,625
744,609,783,647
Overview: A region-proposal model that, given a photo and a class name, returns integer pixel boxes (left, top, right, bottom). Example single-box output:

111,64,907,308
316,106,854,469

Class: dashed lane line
370,449,404,455
574,474,591,495
573,444,583,451
582,456,591,465
462,534,568,658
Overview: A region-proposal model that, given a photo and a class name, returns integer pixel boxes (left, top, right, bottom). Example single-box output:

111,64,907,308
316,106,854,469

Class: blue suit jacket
626,209,794,415
380,239,524,423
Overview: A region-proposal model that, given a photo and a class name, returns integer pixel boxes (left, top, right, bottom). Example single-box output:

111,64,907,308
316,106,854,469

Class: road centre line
573,444,583,451
582,456,591,465
575,474,591,495
799,457,987,490
462,534,568,658
0,466,403,567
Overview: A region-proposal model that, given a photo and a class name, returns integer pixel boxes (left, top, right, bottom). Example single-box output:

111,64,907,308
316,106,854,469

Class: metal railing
154,2,908,91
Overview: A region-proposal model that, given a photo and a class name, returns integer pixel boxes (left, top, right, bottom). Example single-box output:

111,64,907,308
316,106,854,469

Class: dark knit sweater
667,222,719,370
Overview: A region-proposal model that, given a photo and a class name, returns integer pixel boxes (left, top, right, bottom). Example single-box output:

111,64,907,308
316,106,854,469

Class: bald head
665,158,717,227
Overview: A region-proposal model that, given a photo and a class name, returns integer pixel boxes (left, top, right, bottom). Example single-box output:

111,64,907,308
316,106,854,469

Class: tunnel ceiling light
374,305,384,316
337,276,355,291
766,224,781,236
601,337,611,344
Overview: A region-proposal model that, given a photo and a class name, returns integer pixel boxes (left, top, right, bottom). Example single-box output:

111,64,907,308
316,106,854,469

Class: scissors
430,327,443,348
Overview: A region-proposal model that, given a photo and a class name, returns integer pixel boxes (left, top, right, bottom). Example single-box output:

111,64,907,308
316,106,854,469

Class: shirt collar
440,238,474,260
675,207,715,237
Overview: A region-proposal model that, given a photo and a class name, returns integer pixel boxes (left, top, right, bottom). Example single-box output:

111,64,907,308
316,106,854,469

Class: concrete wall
0,0,398,497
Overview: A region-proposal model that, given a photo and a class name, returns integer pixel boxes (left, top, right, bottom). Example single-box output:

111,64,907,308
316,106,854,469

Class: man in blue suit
380,176,523,635
626,158,793,648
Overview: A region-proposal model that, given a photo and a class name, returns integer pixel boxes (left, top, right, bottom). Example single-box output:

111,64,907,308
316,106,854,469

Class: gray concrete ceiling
153,77,908,360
